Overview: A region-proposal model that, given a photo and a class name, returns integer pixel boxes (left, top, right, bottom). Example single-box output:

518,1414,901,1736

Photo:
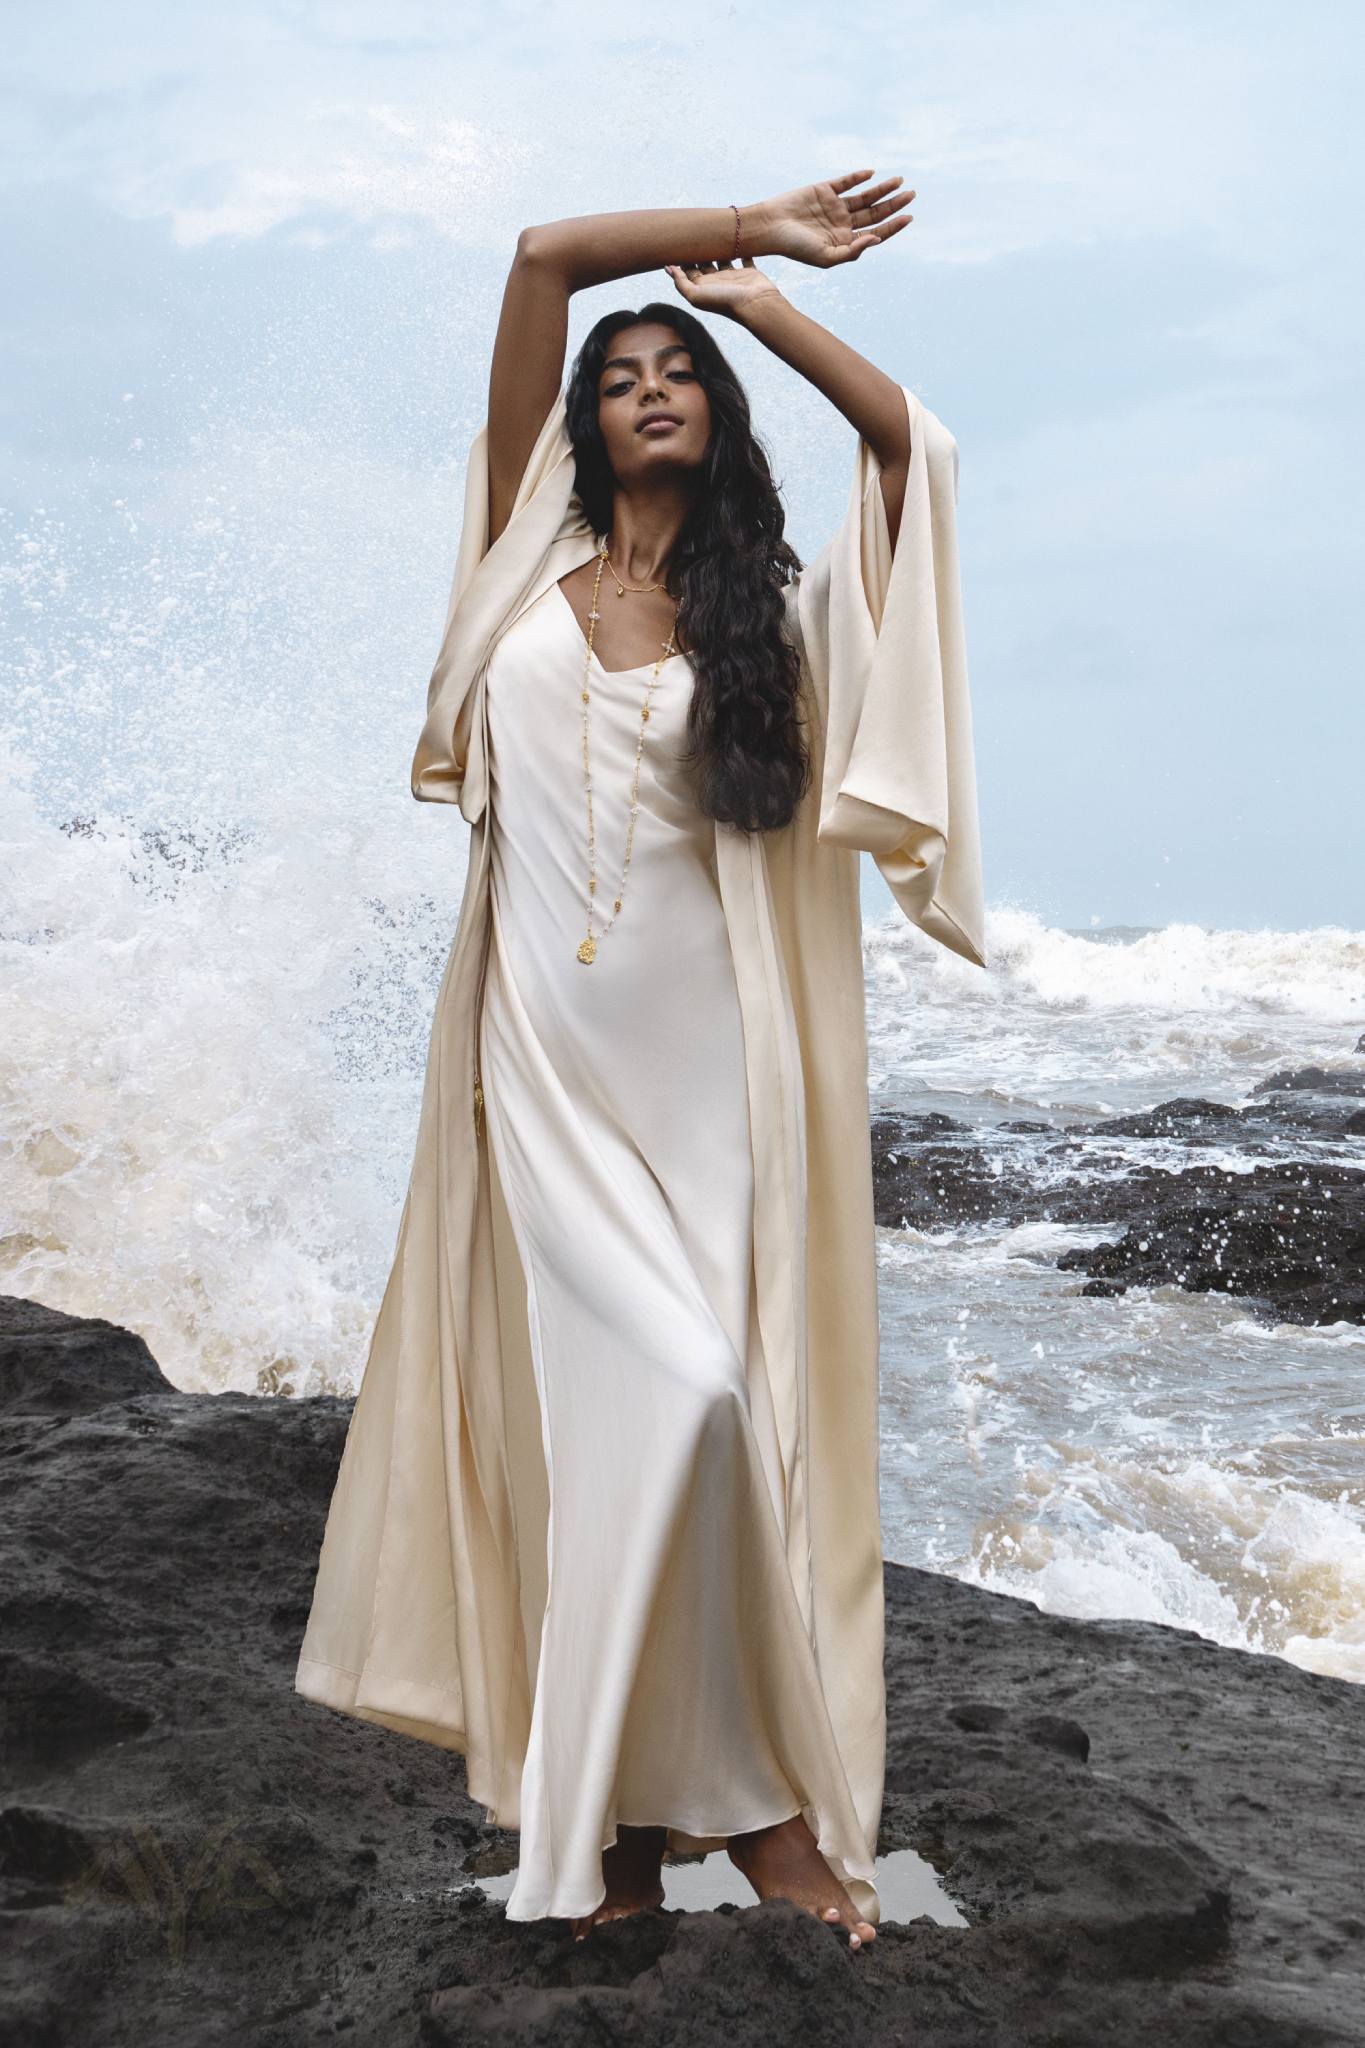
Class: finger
847,219,910,259
741,256,756,268
827,166,875,194
849,191,913,232
854,175,904,209
861,189,915,226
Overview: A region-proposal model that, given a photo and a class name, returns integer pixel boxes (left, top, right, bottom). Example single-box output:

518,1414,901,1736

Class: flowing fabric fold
793,384,987,970
411,396,583,819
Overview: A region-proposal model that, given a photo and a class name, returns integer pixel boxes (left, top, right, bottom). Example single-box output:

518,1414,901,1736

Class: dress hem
294,1655,504,1811
503,1795,880,1926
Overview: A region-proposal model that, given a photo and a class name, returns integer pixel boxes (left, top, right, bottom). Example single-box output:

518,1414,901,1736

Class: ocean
862,907,1363,1685
4,752,1360,1684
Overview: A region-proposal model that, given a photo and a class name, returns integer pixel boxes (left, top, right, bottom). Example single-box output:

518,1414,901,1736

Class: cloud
7,0,1356,277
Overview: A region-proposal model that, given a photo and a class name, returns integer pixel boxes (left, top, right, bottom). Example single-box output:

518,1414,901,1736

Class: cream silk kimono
294,381,986,1928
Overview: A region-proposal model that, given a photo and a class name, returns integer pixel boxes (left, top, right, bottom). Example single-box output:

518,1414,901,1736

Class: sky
3,0,1363,932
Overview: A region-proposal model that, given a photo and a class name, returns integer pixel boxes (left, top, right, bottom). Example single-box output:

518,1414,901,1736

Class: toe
837,1902,871,1948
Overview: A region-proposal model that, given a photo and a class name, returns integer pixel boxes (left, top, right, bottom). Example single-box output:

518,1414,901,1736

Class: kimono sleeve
792,384,987,969
410,391,576,812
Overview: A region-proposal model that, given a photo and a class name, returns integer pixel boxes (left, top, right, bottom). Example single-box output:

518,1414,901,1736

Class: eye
669,370,695,381
604,380,631,396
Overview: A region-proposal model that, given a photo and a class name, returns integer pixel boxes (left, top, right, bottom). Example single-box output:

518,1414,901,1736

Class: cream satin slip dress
479,576,870,1921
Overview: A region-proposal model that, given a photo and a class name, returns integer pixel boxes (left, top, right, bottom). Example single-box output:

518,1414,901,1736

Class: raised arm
488,204,744,545
486,171,914,546
663,178,918,546
705,289,914,549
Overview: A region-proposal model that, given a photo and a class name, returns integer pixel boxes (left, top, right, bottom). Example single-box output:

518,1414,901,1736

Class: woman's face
596,322,712,487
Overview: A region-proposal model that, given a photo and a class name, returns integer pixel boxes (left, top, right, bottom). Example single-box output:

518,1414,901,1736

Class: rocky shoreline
2,1293,1361,2043
871,1052,1365,1328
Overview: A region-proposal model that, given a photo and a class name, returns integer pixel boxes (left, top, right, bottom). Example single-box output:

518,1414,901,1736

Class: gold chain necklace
576,541,677,965
601,538,667,595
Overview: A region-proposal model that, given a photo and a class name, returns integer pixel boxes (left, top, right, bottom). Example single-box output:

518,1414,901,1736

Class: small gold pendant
576,935,597,964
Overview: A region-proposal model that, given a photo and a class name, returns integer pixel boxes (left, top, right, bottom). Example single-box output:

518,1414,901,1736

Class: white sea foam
863,904,1363,1119
865,903,1365,1022
967,1453,1365,1684
875,1217,1365,1684
1,736,457,1395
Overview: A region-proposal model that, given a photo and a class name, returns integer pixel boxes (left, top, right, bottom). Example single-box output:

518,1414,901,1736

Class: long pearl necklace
576,540,677,965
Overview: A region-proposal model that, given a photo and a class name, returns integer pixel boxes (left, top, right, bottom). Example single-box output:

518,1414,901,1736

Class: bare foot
569,1824,667,1940
727,1812,877,1949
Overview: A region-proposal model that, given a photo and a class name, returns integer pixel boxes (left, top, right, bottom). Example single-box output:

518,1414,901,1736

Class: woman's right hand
748,171,914,268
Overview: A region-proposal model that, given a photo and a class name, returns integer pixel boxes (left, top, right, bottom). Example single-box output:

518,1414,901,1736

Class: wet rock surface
2,1294,1362,2044
872,1052,1365,1326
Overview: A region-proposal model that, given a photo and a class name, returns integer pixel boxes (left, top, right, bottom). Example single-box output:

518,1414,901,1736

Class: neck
606,479,694,585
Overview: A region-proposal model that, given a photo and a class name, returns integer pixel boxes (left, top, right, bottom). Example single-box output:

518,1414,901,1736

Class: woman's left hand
664,256,784,322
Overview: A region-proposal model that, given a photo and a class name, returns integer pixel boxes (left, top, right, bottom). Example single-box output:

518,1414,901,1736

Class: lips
637,413,683,434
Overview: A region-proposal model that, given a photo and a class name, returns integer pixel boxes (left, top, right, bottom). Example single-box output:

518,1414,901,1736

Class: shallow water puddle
458,1844,968,1926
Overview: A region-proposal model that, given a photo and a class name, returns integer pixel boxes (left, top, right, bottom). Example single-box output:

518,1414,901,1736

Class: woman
295,170,986,1953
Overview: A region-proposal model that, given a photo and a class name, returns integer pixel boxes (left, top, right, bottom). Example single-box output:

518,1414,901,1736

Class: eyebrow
600,344,692,376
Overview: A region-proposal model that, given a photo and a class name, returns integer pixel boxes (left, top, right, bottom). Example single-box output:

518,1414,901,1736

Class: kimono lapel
411,395,589,820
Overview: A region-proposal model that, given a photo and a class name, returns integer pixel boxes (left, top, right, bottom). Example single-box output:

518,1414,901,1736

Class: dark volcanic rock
0,1295,171,1417
1084,1095,1252,1141
871,1047,1365,1327
1251,1065,1365,1098
871,1113,1035,1230
2,1296,1362,2045
1246,1064,1365,1142
1055,1162,1364,1323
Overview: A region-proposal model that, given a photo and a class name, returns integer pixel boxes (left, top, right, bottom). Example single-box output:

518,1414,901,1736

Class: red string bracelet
730,202,742,258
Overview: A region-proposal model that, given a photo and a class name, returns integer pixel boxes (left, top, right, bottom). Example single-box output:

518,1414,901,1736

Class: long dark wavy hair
565,302,811,835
